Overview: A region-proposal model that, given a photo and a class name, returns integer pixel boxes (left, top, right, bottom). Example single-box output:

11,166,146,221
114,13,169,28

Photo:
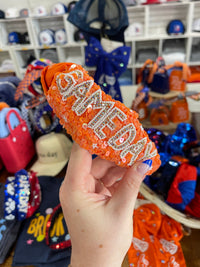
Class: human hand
59,142,152,267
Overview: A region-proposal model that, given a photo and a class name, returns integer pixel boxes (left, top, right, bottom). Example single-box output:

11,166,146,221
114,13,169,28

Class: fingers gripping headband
41,63,161,175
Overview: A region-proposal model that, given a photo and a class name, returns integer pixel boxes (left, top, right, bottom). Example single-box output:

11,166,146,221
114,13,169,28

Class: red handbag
0,109,35,173
0,158,3,170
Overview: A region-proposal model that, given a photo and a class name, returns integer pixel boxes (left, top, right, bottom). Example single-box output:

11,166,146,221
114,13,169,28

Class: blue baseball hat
8,32,21,44
167,20,185,35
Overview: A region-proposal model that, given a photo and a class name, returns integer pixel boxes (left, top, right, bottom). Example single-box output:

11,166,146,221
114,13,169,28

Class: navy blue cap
68,1,78,12
67,0,129,37
0,10,5,19
167,20,185,35
8,32,21,44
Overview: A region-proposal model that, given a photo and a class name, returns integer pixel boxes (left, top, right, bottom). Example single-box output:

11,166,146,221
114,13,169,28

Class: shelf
0,1,200,84
141,118,190,133
149,91,180,99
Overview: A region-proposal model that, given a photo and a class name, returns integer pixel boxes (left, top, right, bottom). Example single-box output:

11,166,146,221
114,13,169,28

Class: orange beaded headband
41,63,161,175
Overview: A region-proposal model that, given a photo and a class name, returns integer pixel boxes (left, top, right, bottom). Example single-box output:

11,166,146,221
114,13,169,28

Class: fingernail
137,159,152,175
142,159,152,168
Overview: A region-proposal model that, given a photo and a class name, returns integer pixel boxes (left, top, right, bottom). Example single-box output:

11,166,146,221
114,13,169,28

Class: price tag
43,45,50,49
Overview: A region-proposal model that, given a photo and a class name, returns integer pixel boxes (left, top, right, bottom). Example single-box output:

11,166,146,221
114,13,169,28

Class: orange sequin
41,63,161,175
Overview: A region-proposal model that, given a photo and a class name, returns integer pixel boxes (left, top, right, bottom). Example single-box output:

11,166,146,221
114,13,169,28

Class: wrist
70,253,123,267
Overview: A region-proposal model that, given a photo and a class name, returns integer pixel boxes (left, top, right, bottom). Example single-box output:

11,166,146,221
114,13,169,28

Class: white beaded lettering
72,80,94,112
79,89,115,129
92,107,127,140
141,142,157,161
121,137,147,166
56,69,155,167
56,70,83,99
108,123,135,150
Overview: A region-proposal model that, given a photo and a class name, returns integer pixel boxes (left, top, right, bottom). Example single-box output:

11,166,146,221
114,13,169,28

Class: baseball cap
31,132,73,176
19,8,29,17
0,10,5,19
51,3,68,15
5,8,19,18
74,29,85,42
39,29,55,45
125,22,143,37
33,6,47,17
67,0,129,37
55,29,67,44
192,18,200,32
167,20,185,35
68,1,78,12
8,32,21,44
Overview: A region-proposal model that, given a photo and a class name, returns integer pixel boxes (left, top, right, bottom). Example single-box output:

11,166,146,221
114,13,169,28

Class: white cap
33,6,47,17
31,132,73,176
125,22,143,37
5,8,19,18
55,29,67,44
51,3,68,15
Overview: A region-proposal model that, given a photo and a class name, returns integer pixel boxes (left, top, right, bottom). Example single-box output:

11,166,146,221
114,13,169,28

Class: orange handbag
166,61,191,92
170,98,189,123
150,106,169,126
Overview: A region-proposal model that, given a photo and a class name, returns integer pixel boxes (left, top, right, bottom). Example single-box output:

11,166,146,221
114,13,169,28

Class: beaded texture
45,204,71,250
41,63,161,175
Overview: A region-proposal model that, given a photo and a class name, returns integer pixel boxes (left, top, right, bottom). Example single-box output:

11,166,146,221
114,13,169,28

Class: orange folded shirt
41,63,161,174
128,203,186,267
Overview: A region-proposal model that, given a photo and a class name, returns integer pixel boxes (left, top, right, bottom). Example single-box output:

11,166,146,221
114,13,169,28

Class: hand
59,142,151,267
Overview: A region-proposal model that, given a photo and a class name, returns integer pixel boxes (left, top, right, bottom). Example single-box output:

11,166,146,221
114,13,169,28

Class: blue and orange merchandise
0,76,21,107
166,163,197,211
15,59,52,101
41,62,161,174
166,61,191,92
132,85,152,120
0,183,22,264
170,98,189,123
150,106,170,126
85,36,131,103
128,203,186,267
12,176,71,267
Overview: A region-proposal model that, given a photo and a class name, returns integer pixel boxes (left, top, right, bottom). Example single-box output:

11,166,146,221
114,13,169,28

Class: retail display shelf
0,1,199,81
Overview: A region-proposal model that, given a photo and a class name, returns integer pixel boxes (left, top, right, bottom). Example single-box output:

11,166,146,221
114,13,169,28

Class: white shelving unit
0,1,200,82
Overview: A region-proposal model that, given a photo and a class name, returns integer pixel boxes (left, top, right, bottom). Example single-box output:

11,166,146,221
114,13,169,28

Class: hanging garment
85,36,130,102
166,163,197,211
128,203,186,267
12,176,71,267
0,183,22,264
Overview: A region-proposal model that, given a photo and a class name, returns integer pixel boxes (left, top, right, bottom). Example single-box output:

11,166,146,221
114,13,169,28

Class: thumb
110,160,152,214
